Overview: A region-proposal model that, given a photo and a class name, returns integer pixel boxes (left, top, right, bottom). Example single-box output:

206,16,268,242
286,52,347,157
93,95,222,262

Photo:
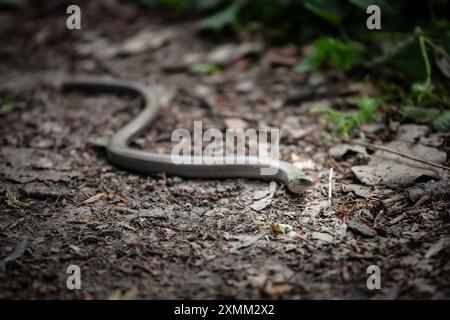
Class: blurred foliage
0,0,24,8
5,0,447,133
189,63,220,75
0,96,13,114
141,0,449,133
145,0,450,79
312,97,381,137
294,37,365,72
433,111,450,131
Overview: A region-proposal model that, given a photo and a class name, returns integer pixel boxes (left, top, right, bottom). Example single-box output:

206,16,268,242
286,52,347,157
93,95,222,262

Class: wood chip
347,219,377,237
425,237,450,259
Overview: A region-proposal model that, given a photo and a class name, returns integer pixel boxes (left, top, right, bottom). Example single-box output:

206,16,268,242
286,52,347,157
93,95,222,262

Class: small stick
352,140,450,171
328,168,333,207
413,194,431,208
124,212,166,222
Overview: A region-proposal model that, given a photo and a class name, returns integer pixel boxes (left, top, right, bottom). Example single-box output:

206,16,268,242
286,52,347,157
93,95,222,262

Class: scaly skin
63,77,314,193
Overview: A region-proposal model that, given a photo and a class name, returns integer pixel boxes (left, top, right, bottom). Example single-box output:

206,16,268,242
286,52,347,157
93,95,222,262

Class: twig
124,211,166,222
352,140,450,171
413,194,431,208
328,168,333,207
0,238,28,271
111,205,167,221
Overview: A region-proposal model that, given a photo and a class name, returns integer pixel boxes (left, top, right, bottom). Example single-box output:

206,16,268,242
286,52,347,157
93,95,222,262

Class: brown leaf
262,283,292,299
82,193,106,205
67,219,89,225
425,237,450,259
352,125,447,187
108,287,138,300
250,182,277,211
5,187,28,208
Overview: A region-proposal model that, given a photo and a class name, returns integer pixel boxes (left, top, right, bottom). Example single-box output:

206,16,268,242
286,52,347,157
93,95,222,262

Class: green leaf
0,0,24,7
189,63,219,75
311,97,380,137
294,53,322,73
304,0,349,25
200,1,245,31
387,37,427,81
296,37,365,72
400,106,440,123
433,111,450,131
348,97,381,123
0,96,12,114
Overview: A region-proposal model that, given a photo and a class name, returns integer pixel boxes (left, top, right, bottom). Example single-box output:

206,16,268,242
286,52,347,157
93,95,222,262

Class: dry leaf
312,232,334,243
346,219,377,237
425,237,450,259
223,231,266,251
108,287,138,300
250,182,277,211
271,223,293,234
5,187,28,208
82,193,106,205
262,283,292,299
207,42,263,66
293,159,315,170
118,29,174,56
329,144,367,160
352,125,447,187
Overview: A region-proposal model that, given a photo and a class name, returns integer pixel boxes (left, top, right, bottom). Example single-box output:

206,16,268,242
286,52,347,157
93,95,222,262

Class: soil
0,1,449,299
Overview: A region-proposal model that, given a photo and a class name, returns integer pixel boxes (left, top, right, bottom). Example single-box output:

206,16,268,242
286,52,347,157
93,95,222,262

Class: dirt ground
0,2,449,299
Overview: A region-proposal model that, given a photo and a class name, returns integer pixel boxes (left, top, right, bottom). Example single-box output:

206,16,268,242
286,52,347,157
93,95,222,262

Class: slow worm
63,78,314,193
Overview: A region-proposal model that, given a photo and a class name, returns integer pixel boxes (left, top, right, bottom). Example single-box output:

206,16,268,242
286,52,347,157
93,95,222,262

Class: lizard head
286,175,315,194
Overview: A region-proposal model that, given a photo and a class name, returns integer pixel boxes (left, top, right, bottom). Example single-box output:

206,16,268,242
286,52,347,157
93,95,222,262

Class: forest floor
0,2,449,299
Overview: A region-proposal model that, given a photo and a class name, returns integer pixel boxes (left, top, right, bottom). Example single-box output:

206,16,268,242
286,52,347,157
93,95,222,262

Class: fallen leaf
329,144,367,160
352,125,447,187
293,159,315,170
262,282,292,299
82,193,106,205
207,42,263,66
0,238,28,271
5,187,28,208
271,223,293,234
68,245,82,254
262,46,298,67
223,231,266,251
312,232,334,243
234,80,255,93
250,182,277,211
108,287,138,300
346,219,377,237
341,183,379,199
425,237,450,259
118,29,174,56
67,219,89,225
248,275,266,288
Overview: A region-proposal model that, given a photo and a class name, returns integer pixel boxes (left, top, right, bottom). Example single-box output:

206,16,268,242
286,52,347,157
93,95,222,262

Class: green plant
0,96,12,114
433,111,450,131
189,63,220,75
295,37,365,72
200,0,247,31
312,97,381,137
0,0,24,8
400,106,440,124
144,0,450,132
